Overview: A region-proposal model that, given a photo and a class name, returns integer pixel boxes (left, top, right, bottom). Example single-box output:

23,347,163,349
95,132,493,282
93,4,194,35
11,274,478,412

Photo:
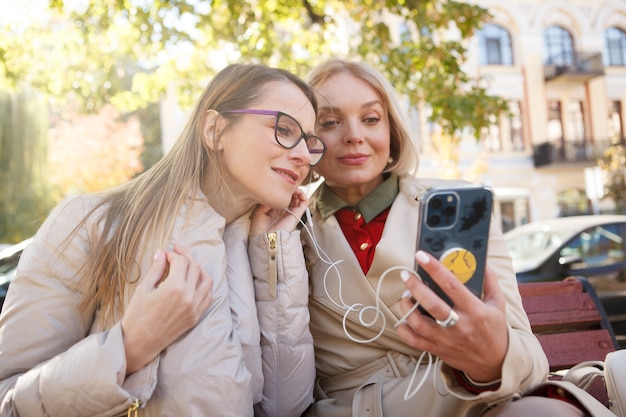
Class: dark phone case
416,186,493,307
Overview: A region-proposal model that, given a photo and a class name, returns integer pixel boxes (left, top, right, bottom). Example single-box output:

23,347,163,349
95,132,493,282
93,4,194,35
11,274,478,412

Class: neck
325,176,385,206
202,169,255,225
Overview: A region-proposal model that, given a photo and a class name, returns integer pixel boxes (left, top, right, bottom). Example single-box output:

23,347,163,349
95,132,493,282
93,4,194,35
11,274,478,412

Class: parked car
504,214,626,348
0,238,32,311
504,215,626,288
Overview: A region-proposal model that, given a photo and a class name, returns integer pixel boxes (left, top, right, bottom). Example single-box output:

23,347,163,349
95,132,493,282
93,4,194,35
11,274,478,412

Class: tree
598,138,626,214
0,88,53,242
0,0,508,242
2,0,505,138
47,104,145,200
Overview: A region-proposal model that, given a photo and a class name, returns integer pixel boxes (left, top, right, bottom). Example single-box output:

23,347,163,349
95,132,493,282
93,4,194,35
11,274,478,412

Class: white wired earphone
284,201,445,401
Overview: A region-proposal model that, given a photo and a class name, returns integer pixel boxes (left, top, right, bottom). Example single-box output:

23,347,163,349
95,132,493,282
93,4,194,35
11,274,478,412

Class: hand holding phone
416,186,493,306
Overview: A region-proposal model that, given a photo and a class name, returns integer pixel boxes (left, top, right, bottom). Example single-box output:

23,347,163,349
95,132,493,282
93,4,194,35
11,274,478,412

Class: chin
262,195,292,210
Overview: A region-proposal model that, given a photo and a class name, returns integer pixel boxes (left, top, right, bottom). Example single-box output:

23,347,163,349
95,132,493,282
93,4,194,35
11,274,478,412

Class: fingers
416,250,487,311
138,249,169,290
173,245,214,310
286,189,309,217
397,251,509,381
400,269,451,326
289,188,308,207
251,204,272,220
153,246,211,301
250,189,309,235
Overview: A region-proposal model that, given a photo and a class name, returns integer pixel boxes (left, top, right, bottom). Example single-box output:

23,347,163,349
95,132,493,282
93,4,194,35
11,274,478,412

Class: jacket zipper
127,399,140,417
268,231,277,298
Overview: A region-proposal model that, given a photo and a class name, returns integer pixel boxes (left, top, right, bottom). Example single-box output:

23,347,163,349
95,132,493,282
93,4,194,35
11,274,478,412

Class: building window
544,25,575,66
562,100,586,160
483,114,502,152
509,101,524,151
547,100,563,142
478,24,513,65
605,27,626,66
565,100,585,143
608,101,624,141
481,101,524,153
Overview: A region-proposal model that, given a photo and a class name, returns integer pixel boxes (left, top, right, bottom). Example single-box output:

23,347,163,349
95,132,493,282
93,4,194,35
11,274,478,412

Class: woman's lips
339,154,369,165
273,168,299,185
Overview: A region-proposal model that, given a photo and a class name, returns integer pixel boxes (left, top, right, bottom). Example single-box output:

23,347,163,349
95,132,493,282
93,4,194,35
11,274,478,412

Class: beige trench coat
303,176,549,417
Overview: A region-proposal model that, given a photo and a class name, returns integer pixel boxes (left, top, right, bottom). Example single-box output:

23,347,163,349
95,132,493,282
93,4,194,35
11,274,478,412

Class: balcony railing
533,139,612,167
544,52,604,81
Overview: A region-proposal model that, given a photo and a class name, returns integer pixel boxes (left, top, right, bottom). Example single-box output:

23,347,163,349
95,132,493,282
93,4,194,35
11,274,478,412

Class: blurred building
159,0,626,231
417,0,626,230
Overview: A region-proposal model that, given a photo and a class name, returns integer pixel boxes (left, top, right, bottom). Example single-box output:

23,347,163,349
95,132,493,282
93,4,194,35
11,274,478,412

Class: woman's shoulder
34,194,105,245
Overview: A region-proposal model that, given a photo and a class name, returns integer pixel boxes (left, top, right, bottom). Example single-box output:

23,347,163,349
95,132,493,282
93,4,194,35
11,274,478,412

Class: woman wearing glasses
0,64,324,417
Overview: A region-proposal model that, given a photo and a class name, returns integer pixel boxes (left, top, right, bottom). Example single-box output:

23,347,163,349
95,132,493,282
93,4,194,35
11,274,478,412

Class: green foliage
0,89,55,243
0,0,511,240
2,0,506,137
598,140,626,214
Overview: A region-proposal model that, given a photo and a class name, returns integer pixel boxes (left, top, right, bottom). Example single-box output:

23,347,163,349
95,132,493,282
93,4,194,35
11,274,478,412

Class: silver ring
436,309,459,328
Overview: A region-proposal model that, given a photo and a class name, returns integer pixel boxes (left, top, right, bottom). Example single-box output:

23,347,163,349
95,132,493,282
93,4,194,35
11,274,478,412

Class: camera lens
429,197,442,210
443,205,456,217
427,214,441,227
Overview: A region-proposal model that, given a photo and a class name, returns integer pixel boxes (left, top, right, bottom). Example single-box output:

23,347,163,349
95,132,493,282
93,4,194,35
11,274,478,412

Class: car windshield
505,229,573,264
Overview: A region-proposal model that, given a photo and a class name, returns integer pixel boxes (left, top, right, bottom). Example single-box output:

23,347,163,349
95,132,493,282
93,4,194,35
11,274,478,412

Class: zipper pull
267,232,277,298
127,399,140,417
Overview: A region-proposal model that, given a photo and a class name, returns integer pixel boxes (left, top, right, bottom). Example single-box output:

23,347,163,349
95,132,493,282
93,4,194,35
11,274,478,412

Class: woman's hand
396,250,508,383
249,188,308,237
121,245,214,374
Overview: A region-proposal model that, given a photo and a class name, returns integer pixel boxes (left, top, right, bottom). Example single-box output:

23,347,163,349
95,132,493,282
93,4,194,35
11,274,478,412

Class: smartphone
415,186,493,306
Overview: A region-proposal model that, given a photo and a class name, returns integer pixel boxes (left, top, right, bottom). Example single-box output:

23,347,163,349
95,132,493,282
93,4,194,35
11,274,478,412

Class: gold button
354,213,362,221
359,242,369,251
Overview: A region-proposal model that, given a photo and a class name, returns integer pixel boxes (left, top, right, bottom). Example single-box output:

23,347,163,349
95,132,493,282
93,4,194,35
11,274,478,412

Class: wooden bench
519,277,621,406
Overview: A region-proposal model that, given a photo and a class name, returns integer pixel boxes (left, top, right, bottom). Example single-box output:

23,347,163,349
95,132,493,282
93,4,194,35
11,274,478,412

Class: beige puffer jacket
0,193,314,417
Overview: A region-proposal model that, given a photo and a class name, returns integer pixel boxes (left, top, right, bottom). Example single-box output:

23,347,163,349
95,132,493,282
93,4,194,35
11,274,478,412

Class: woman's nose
290,138,313,166
343,120,364,144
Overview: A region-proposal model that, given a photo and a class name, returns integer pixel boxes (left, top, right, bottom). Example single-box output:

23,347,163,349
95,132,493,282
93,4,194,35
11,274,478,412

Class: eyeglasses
222,109,326,166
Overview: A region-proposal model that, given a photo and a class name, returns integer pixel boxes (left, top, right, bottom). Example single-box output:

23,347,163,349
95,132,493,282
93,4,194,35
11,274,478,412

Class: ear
203,109,226,151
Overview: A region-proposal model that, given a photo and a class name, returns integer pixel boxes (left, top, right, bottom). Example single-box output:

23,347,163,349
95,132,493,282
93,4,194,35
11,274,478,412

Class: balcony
533,139,611,167
544,52,604,82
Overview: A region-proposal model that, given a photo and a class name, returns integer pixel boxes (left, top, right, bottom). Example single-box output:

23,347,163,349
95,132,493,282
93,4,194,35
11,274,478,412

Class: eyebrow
319,100,383,114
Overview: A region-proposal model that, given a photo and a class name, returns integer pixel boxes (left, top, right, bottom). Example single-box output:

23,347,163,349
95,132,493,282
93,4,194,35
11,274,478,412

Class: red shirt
334,206,391,274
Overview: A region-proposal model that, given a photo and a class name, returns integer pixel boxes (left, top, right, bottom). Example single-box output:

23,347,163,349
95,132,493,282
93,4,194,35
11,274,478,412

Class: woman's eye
364,117,379,125
276,125,292,136
319,119,338,129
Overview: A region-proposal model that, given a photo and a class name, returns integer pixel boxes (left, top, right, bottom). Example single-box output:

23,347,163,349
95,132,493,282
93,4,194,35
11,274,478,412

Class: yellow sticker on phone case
440,247,476,283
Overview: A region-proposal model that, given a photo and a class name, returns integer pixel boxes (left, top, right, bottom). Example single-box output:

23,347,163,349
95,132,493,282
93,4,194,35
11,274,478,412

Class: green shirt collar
317,174,399,223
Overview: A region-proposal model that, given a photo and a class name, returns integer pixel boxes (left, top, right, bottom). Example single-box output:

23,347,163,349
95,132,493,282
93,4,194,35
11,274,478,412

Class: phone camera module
426,192,459,229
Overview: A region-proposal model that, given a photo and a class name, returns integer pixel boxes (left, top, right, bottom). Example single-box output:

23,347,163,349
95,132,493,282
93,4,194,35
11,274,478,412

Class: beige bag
562,350,626,417
605,350,626,417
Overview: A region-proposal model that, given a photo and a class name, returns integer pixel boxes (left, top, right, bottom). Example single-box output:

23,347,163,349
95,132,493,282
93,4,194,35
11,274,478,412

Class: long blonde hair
76,64,317,326
306,58,419,178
